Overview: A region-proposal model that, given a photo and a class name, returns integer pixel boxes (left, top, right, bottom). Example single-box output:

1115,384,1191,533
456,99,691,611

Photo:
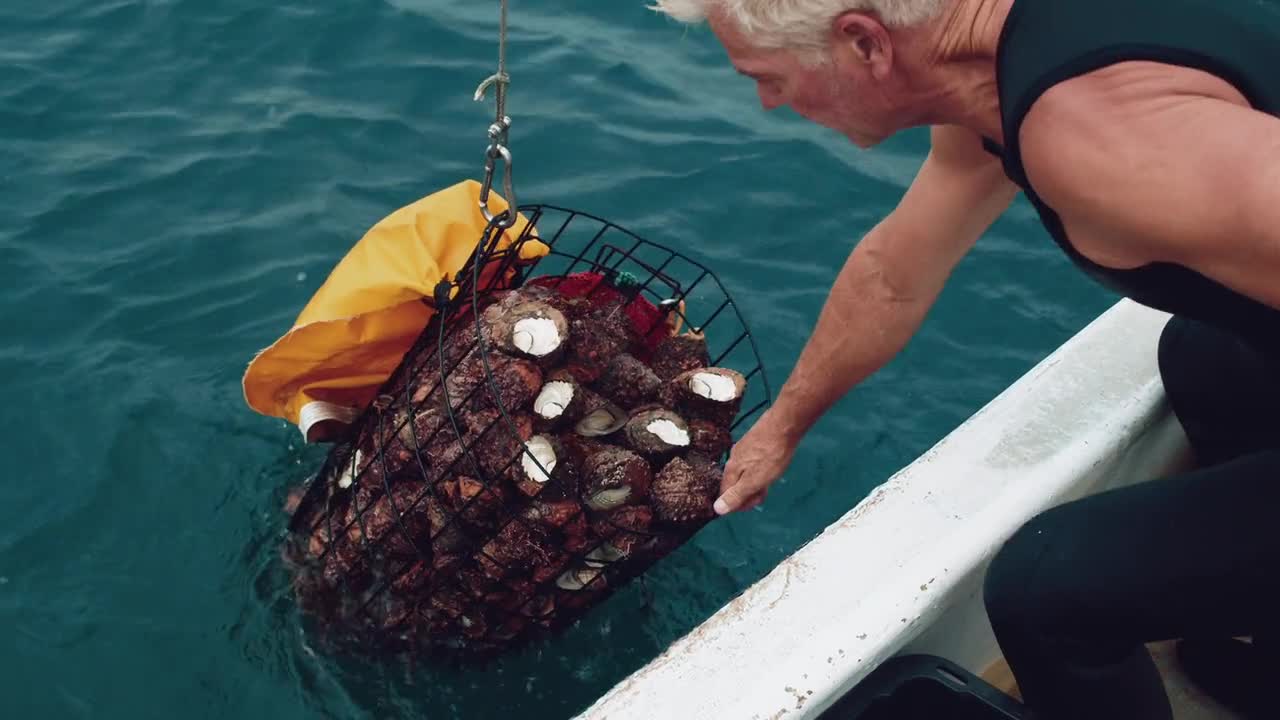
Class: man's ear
833,11,893,80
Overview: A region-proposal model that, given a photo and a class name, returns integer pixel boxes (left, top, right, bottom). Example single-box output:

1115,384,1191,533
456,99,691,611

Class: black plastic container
819,654,1036,720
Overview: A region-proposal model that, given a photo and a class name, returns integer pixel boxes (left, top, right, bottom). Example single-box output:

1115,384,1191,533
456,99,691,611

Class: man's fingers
741,490,767,511
714,472,757,515
720,456,743,496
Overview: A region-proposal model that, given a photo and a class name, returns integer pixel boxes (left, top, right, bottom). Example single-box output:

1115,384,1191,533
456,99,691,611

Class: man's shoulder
1017,61,1252,207
1016,70,1120,205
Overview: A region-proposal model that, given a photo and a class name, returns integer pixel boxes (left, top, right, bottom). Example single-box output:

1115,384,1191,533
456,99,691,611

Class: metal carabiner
478,143,516,229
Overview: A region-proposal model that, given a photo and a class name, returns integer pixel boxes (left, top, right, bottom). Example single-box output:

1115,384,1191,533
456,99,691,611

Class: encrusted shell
469,411,534,480
649,331,711,380
590,504,653,538
513,434,579,499
413,348,487,410
467,354,544,414
566,313,633,383
557,433,608,477
590,505,654,556
426,495,469,562
532,370,583,430
478,520,557,580
343,479,431,558
390,559,432,595
530,552,573,584
481,299,569,365
582,447,652,511
624,408,692,459
651,455,722,524
667,367,746,427
688,418,734,459
441,475,505,528
594,353,662,409
522,498,586,529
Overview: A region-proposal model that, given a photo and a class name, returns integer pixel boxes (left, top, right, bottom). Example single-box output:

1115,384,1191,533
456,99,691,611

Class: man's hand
714,410,799,514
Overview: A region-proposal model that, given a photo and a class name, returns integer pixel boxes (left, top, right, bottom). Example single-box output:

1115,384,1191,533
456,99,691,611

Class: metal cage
282,205,771,658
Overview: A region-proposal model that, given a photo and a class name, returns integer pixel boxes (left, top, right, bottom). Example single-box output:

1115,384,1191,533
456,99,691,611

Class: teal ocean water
1,1,1120,718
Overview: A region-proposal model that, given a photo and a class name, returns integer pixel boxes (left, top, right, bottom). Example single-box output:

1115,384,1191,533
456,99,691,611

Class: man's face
707,9,900,148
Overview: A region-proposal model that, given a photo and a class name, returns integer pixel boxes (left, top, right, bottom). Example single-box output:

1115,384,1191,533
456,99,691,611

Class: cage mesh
281,206,771,658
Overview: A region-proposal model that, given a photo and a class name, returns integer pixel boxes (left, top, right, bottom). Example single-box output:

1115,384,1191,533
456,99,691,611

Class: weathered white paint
574,299,1192,720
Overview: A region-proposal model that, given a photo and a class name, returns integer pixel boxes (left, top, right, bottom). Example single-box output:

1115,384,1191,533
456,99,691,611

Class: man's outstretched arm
716,126,1018,514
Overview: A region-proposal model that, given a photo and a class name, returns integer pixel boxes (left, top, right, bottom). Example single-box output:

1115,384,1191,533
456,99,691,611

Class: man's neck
898,0,1013,140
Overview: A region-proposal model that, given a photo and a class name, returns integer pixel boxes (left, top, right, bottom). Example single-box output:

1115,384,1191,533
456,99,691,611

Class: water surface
1,1,1119,717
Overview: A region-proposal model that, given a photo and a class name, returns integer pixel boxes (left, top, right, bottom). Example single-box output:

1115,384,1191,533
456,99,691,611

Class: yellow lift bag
242,179,548,442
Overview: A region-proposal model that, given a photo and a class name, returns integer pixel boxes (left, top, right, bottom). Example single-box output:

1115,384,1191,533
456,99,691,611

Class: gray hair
650,0,946,51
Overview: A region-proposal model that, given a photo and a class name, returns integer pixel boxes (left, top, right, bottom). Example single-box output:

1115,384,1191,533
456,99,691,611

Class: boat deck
984,642,1245,719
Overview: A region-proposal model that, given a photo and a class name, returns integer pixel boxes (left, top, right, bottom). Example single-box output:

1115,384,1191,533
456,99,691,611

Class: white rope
496,0,508,120
473,0,510,117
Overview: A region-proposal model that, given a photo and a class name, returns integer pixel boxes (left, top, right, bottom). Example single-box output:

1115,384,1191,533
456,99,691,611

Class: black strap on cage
431,276,456,312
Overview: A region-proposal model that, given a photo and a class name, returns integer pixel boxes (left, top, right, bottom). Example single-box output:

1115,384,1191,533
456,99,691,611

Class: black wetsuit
976,1,1280,718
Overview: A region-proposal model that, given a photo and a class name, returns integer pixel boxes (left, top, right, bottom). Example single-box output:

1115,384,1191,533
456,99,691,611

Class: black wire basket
281,205,771,658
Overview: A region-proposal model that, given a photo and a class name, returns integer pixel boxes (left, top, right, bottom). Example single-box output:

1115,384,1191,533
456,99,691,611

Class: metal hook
479,144,516,229
473,72,510,103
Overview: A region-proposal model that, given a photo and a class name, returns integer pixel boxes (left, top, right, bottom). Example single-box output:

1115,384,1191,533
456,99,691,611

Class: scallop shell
572,389,628,437
555,565,606,592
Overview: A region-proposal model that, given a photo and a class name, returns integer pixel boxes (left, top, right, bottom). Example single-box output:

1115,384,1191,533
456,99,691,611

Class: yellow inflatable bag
242,179,547,442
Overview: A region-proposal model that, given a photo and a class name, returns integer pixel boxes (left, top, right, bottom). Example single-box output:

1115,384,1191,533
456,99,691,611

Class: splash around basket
280,204,772,660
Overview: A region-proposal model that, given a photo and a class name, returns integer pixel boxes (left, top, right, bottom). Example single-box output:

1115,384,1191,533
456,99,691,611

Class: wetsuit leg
1156,314,1280,465
982,315,1280,720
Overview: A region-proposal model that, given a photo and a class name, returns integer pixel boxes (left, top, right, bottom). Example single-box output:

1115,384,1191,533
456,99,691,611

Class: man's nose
757,84,783,111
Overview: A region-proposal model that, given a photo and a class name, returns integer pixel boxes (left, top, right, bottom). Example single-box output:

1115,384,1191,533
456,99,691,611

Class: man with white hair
652,0,1280,718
